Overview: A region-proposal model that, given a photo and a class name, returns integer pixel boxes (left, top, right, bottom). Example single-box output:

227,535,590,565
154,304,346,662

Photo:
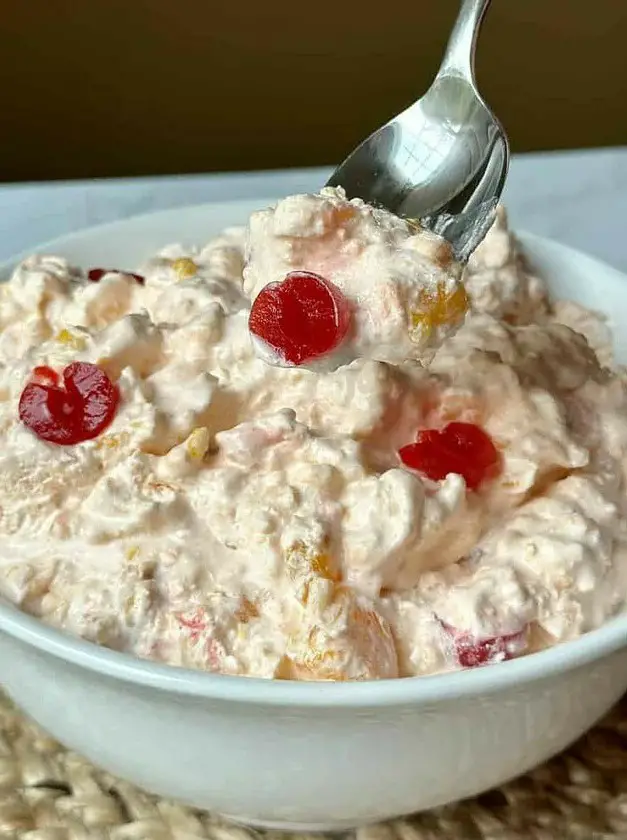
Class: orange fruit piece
286,587,399,681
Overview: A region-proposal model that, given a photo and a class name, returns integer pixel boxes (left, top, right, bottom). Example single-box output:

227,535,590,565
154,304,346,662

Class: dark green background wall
2,0,626,182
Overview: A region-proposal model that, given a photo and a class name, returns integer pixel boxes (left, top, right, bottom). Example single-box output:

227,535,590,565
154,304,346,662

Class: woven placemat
1,693,626,840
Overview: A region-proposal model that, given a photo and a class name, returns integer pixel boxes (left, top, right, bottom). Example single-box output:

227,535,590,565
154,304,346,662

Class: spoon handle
440,0,492,79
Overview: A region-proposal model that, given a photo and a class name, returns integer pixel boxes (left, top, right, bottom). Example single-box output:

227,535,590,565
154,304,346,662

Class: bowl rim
0,202,626,709
2,599,626,707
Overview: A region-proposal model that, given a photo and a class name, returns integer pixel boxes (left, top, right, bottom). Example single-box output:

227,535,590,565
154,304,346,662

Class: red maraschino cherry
399,422,500,490
440,620,527,668
249,271,351,365
19,362,120,445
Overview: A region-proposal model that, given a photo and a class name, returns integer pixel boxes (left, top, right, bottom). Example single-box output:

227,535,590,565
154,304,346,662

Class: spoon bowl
326,0,509,262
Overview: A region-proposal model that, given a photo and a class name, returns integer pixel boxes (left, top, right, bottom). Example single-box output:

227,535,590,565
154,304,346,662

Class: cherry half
88,268,145,285
19,362,120,445
399,421,500,490
440,620,527,668
248,271,351,365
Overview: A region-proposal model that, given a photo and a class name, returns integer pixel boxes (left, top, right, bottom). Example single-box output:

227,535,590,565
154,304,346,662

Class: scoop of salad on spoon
245,0,508,370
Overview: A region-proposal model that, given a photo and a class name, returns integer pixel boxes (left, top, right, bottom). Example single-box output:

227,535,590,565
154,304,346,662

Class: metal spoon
326,0,509,263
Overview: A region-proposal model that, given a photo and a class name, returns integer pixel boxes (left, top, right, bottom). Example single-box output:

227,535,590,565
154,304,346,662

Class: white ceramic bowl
1,201,627,832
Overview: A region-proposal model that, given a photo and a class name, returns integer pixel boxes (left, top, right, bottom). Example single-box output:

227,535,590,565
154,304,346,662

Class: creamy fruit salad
1,188,626,681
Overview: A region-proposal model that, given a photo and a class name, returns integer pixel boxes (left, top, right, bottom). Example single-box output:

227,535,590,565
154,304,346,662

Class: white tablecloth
1,147,626,271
